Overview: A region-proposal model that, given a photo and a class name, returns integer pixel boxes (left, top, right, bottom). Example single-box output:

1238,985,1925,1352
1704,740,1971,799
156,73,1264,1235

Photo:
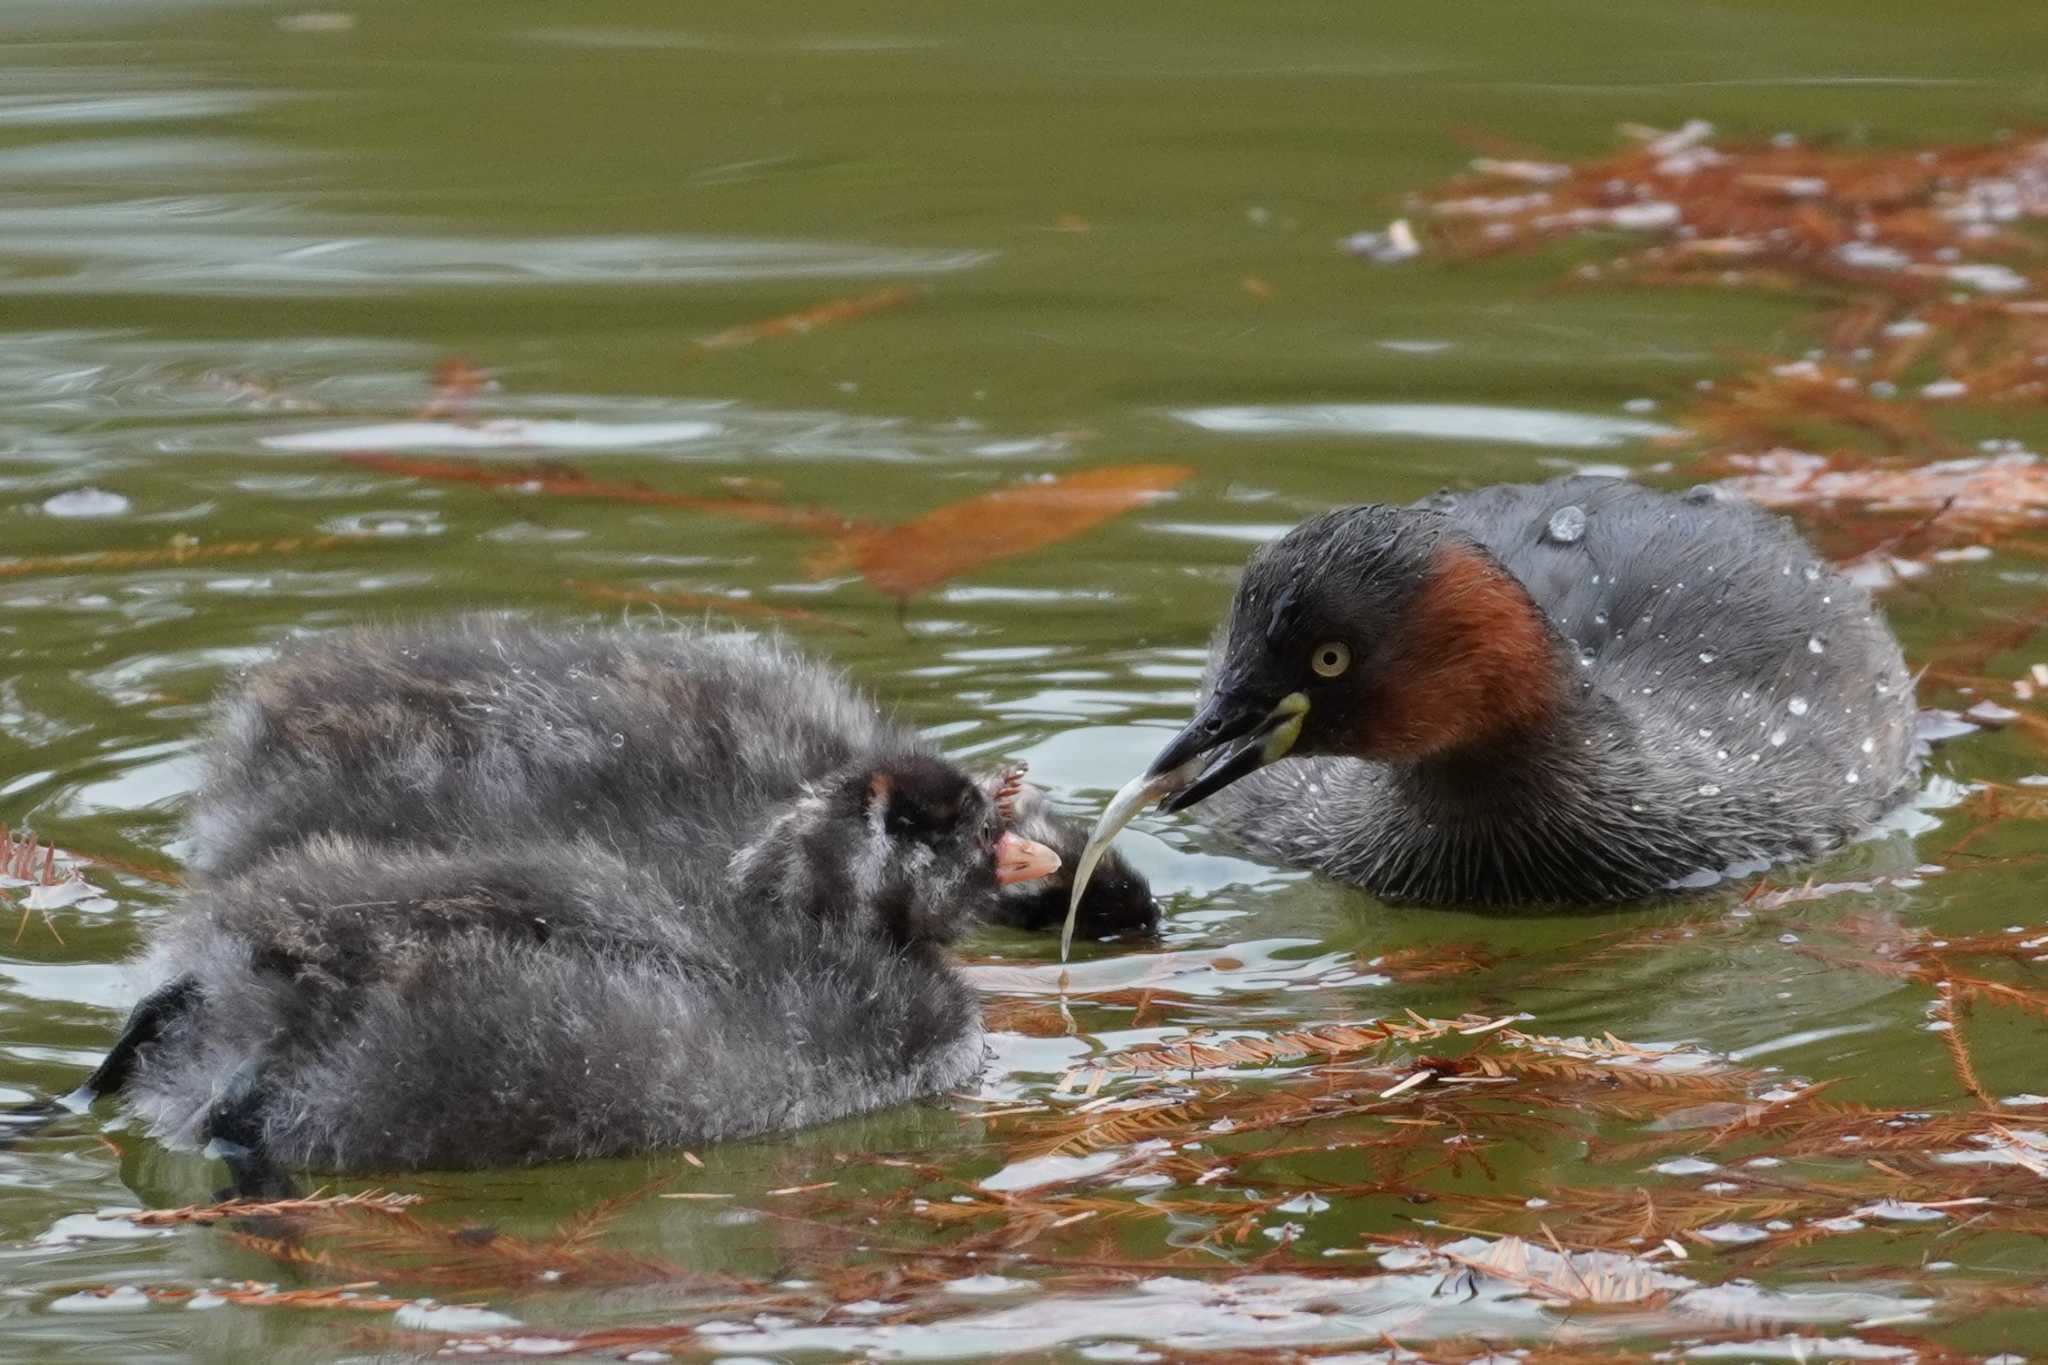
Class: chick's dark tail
0,977,200,1144
0,976,292,1199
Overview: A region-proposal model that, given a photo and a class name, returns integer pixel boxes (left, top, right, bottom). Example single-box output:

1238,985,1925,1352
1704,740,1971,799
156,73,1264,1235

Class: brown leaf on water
808,463,1192,600
568,580,864,636
688,286,923,356
1413,1233,1686,1308
0,533,370,580
341,453,858,535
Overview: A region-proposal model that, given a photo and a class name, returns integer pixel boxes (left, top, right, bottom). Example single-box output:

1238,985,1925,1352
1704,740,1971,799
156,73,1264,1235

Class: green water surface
2,1,2046,1360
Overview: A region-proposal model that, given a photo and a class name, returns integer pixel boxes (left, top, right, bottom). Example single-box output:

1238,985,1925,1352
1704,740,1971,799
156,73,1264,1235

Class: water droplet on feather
1544,505,1587,544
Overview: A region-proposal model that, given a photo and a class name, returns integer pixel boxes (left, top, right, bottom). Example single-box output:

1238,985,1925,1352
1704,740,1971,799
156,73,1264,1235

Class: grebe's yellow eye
1311,641,1350,679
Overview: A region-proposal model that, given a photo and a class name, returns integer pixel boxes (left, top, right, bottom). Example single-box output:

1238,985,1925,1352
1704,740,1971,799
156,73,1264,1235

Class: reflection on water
0,214,993,296
0,0,2044,1358
1175,402,1680,447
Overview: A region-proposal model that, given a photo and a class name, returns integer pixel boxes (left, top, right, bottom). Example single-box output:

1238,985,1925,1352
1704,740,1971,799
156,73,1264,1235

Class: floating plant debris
688,285,923,355
807,463,1192,600
347,445,1187,600
413,354,491,420
1376,123,2048,579
1,827,114,943
0,533,370,580
117,1189,425,1227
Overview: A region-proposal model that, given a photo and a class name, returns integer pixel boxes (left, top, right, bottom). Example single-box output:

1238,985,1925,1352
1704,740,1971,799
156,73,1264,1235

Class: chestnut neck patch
1356,542,1562,761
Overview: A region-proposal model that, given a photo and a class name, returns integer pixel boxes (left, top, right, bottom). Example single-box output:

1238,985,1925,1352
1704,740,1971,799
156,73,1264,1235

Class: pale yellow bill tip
1059,764,1195,960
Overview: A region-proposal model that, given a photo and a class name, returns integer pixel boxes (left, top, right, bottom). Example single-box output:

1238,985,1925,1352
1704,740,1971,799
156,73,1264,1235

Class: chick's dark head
730,753,1059,946
988,777,1157,940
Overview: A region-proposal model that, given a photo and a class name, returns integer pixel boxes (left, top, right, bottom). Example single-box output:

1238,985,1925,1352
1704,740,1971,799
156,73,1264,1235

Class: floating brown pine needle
1453,1131,2048,1264
979,995,1079,1038
806,463,1192,601
56,844,182,887
1685,366,1957,458
1016,1096,1213,1159
341,453,859,534
0,533,371,580
1798,913,2048,1025
1054,1015,1491,1088
1054,1015,1743,1097
117,1188,425,1227
1362,942,1503,982
228,1186,691,1291
1930,977,1993,1105
568,579,865,635
73,1281,425,1314
687,285,923,356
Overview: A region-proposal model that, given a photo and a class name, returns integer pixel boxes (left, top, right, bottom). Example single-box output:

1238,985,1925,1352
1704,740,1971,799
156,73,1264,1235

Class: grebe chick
1070,476,1918,914
95,753,1056,1175
992,778,1153,936
192,618,1154,942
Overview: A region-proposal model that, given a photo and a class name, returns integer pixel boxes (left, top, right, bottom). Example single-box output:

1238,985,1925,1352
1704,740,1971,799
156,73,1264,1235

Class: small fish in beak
995,831,1061,886
1060,692,1309,958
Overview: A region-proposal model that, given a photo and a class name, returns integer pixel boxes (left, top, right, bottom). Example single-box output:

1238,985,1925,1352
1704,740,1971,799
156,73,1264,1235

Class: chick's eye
1311,641,1351,679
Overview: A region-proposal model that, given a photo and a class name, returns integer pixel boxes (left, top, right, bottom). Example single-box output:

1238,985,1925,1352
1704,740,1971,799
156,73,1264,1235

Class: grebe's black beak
1060,688,1308,959
1148,690,1309,812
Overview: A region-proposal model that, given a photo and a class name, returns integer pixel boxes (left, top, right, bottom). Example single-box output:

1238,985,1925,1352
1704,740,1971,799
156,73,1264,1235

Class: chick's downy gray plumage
1171,477,1918,904
124,835,986,1171
190,619,1151,939
91,621,1098,1174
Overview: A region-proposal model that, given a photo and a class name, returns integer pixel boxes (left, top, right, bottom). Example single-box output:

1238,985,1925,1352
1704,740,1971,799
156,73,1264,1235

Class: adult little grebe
1069,476,1917,932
